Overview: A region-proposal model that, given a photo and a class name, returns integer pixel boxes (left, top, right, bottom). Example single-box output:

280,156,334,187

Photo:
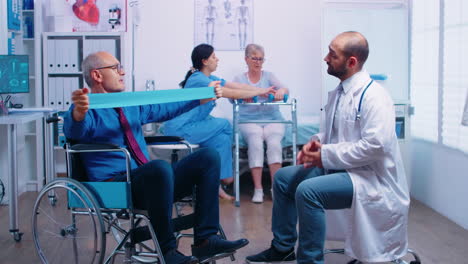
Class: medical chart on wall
194,0,253,50
43,0,127,32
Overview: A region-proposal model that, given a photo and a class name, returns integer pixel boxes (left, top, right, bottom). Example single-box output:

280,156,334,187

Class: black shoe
222,183,234,193
163,249,198,264
192,235,249,262
246,244,296,263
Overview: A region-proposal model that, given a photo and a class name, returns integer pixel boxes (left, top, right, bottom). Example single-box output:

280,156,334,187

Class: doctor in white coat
246,31,410,264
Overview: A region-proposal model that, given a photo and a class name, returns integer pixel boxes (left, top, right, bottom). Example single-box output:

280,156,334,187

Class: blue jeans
272,166,353,264
120,148,221,253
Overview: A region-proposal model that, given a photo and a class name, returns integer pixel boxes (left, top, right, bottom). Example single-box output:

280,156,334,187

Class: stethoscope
355,79,374,121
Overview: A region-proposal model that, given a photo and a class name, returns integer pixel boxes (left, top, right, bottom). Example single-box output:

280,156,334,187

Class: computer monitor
0,55,29,94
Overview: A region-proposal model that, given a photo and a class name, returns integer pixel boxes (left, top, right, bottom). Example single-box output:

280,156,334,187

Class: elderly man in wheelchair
55,51,248,264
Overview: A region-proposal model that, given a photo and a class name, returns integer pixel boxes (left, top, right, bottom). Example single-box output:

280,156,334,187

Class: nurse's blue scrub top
164,71,232,180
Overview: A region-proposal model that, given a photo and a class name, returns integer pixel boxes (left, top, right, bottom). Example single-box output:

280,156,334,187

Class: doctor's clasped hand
296,140,323,169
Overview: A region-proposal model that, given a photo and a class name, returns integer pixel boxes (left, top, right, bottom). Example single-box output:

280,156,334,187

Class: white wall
132,0,323,118
410,139,468,229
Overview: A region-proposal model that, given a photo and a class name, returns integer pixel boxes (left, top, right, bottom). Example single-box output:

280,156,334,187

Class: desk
0,112,49,241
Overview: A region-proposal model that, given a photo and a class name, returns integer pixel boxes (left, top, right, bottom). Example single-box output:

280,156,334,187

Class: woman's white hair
245,43,264,57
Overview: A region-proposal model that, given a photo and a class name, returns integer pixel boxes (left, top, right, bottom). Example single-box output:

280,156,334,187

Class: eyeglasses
248,56,266,62
95,63,124,73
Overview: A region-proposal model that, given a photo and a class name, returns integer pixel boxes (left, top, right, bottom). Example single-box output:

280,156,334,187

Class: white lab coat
313,71,410,262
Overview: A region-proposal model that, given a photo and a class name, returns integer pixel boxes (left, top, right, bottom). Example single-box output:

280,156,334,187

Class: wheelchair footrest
199,251,235,263
131,255,160,264
173,214,195,232
128,214,196,245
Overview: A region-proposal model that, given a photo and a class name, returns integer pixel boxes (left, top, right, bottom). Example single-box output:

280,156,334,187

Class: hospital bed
232,95,320,206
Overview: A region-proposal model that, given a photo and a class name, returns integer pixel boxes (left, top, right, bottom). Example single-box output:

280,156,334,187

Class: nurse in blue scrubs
164,44,274,200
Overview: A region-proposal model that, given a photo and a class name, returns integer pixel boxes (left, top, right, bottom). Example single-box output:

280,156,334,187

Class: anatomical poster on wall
194,0,253,51
44,0,127,32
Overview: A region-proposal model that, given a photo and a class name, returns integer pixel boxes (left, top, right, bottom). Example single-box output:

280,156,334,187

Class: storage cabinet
42,33,125,173
43,33,124,111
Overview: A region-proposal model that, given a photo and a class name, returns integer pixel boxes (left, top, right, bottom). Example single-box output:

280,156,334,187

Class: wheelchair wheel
32,178,106,264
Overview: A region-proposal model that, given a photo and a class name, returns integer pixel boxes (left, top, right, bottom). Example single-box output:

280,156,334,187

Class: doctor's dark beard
327,63,348,79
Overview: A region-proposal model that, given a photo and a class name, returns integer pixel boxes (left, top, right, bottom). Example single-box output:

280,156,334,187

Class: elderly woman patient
232,43,289,203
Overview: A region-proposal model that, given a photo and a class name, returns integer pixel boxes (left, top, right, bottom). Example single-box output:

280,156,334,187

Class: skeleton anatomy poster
194,0,253,50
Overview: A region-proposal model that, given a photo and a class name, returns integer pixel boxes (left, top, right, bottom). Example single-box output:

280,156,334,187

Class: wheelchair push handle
268,93,288,102
46,116,63,124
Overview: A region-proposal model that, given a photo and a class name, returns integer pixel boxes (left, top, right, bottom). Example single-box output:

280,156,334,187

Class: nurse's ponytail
180,44,214,88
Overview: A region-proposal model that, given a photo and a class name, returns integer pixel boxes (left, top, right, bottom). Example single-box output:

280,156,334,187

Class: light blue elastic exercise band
88,87,215,109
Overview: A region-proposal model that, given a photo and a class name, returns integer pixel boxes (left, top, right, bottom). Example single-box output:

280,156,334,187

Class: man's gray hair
245,43,265,58
82,52,104,87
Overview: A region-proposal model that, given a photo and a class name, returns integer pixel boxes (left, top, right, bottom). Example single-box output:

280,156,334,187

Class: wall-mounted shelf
43,32,124,111
43,32,125,148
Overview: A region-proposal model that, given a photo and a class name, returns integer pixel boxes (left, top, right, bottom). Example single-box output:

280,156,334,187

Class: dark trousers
122,148,221,253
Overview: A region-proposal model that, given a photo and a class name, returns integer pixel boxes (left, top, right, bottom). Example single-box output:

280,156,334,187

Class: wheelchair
32,135,237,264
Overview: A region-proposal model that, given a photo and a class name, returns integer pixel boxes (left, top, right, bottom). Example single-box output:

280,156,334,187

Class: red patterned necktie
114,107,149,166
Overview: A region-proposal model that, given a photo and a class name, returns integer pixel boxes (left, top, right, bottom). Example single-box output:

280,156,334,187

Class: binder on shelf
63,77,79,109
63,78,71,109
55,40,64,73
47,77,56,108
83,39,94,59
62,39,79,73
61,40,70,73
55,77,64,110
69,40,79,73
46,39,56,73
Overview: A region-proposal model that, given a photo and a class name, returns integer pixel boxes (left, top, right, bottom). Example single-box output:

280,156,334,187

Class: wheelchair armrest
144,136,185,144
65,142,132,183
70,143,121,151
